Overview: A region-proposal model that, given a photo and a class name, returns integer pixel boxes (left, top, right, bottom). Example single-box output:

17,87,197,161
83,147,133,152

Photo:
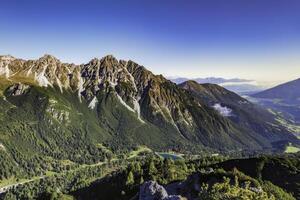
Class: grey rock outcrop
139,181,183,200
6,83,30,96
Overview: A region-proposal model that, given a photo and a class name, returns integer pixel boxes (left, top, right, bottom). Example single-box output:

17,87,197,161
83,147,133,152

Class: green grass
127,145,152,159
275,117,300,139
0,174,48,188
0,177,17,188
58,194,74,200
285,145,300,153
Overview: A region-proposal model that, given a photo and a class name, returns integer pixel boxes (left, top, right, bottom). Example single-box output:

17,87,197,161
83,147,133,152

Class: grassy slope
285,145,300,153
0,83,113,181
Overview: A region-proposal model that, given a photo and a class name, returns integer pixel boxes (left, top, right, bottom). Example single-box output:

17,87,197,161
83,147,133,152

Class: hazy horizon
1,0,300,83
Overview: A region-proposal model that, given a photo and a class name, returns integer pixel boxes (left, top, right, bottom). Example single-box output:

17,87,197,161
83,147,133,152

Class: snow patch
212,103,232,117
88,97,98,109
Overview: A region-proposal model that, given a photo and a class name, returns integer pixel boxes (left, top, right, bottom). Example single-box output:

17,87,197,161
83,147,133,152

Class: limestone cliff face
0,54,298,151
0,55,198,137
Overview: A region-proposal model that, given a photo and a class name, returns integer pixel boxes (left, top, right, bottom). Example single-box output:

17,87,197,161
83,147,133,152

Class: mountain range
251,78,300,124
169,77,265,94
253,78,300,105
169,77,251,85
178,81,294,144
0,54,299,178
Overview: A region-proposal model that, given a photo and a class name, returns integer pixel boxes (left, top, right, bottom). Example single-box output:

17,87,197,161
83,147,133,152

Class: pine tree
126,171,135,186
149,160,157,176
139,176,144,184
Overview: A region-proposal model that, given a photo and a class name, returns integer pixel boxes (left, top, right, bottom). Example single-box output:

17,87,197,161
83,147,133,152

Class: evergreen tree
148,160,157,176
126,171,135,186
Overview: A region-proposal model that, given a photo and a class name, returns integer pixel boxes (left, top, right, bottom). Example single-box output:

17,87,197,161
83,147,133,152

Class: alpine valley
0,55,299,200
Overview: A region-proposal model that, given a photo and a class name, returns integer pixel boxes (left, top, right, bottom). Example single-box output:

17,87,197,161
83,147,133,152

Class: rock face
139,181,182,200
5,83,30,96
0,54,298,153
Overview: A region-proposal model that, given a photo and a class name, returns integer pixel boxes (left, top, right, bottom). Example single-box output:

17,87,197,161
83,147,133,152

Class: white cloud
212,103,232,117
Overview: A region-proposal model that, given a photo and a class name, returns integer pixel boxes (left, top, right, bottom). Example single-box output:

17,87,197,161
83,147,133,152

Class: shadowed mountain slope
252,78,300,104
179,80,299,149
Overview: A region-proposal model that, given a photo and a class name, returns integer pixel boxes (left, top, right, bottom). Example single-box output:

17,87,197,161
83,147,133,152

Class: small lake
156,152,183,160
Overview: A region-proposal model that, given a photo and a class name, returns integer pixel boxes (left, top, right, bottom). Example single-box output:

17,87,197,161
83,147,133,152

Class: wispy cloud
212,103,232,117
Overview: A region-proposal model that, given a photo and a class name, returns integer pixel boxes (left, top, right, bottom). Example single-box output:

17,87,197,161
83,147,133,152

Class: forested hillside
2,153,298,200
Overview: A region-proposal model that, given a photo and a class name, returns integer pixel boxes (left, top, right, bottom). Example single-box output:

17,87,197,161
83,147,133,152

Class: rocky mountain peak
38,54,60,63
0,55,16,61
101,54,117,61
0,54,198,132
1,54,298,152
179,80,199,88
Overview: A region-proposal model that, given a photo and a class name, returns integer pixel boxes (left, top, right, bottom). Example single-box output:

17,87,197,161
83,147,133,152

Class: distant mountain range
253,78,300,104
170,77,251,84
251,78,300,123
0,54,299,180
169,77,265,94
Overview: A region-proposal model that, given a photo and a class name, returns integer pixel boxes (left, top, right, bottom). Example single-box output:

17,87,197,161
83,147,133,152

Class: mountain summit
0,55,298,173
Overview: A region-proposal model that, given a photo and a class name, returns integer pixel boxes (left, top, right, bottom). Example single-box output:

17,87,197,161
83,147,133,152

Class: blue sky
0,0,300,82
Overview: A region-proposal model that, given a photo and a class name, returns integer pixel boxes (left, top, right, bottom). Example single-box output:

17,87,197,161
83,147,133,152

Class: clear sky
1,0,300,83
